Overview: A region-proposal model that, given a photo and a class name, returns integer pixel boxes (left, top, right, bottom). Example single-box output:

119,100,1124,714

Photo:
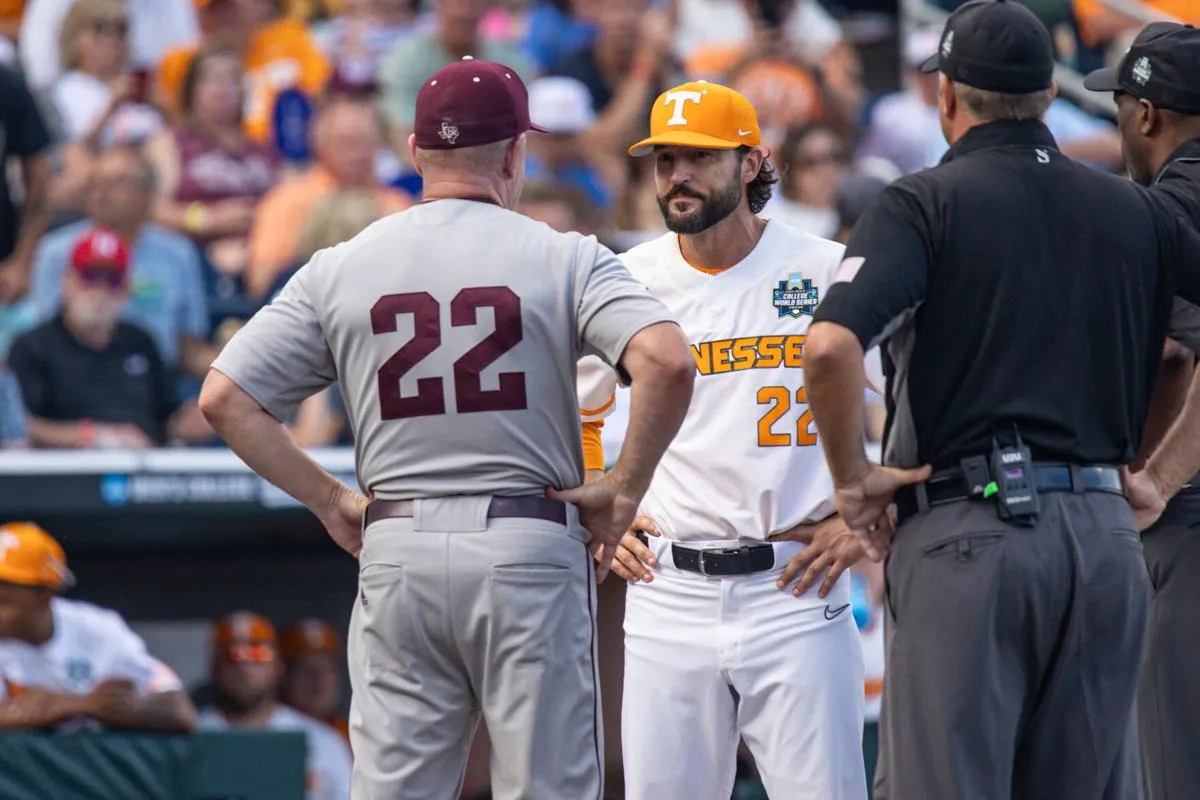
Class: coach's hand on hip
548,475,642,582
318,484,370,558
771,515,864,598
835,464,931,562
592,515,659,584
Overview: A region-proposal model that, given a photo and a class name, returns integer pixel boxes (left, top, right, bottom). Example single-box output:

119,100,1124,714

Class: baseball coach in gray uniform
802,2,1200,799
199,57,695,800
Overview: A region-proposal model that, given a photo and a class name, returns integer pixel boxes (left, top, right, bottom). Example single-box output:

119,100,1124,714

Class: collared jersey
815,120,1200,470
579,221,878,542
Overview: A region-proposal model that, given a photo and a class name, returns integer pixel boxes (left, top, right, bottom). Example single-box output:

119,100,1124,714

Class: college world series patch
772,273,820,318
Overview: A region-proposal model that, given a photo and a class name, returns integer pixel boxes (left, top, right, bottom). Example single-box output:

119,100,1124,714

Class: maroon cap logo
438,122,460,144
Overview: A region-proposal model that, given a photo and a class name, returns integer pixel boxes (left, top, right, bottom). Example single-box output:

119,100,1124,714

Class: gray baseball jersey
212,199,672,499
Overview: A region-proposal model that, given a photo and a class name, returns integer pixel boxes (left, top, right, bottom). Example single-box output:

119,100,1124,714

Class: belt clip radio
988,430,1039,526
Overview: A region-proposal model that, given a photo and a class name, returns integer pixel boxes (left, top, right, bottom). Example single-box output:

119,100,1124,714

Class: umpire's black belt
671,542,775,576
364,497,567,527
895,462,1125,524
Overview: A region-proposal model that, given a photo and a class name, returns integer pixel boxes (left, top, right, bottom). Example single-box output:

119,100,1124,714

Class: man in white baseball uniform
0,522,197,733
199,57,695,799
579,81,872,799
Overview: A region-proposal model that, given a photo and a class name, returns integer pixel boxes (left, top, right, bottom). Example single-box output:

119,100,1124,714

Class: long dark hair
739,146,779,214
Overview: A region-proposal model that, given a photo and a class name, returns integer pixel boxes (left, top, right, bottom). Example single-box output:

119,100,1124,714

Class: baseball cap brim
1082,66,1121,92
918,53,941,74
628,130,745,157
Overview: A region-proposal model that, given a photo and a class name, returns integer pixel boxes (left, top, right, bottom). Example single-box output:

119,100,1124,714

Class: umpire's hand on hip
834,463,932,562
771,515,865,599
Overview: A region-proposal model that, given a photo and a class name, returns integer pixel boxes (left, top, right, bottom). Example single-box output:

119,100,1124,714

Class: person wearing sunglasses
7,227,211,449
197,611,352,800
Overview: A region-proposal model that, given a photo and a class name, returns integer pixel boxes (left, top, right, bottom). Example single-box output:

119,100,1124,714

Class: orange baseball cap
628,81,762,157
214,611,278,651
0,523,74,590
280,619,341,661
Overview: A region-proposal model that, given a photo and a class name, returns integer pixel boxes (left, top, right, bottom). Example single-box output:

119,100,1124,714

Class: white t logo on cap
0,532,18,562
663,90,704,127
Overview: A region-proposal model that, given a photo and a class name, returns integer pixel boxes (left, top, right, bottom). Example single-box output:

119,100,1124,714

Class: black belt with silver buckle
895,462,1125,524
671,543,775,576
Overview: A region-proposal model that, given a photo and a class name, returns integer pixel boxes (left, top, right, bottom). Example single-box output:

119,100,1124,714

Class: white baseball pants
621,537,867,800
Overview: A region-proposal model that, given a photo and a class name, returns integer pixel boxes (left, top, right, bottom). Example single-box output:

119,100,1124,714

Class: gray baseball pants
871,493,1148,800
346,497,603,800
1139,491,1200,800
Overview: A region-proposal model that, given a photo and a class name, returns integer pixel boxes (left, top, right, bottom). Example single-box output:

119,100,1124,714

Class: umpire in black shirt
1087,22,1200,800
803,2,1200,799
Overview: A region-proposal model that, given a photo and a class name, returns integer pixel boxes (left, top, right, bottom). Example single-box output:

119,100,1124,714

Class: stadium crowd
1,0,1198,798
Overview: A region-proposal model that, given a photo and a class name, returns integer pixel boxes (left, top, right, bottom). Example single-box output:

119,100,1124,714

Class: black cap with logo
1083,23,1200,115
919,0,1055,94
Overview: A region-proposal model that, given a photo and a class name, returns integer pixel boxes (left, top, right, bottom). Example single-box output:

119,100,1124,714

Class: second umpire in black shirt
1086,22,1200,800
803,2,1200,799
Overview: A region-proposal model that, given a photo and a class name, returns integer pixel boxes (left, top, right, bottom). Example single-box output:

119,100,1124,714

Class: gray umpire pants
1139,490,1200,800
872,492,1148,800
346,497,603,800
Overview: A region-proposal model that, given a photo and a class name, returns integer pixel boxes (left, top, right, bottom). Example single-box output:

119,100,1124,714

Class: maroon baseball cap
413,57,548,150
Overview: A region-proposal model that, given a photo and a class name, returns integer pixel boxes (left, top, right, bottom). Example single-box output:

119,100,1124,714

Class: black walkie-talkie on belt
987,429,1040,526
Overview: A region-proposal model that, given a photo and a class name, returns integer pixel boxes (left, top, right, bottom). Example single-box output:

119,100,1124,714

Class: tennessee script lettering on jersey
690,335,805,376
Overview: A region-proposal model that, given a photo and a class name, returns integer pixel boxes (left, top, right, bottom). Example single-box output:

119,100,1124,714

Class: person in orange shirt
279,618,349,746
246,94,411,297
157,0,330,145
0,0,23,43
1072,0,1199,51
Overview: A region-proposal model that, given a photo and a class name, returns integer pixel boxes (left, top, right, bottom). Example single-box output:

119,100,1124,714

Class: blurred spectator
764,123,847,238
550,2,676,211
10,228,212,449
685,0,863,148
379,0,535,154
674,0,842,64
145,45,280,286
0,522,197,732
313,0,422,85
247,96,410,298
280,619,348,745
523,0,595,73
1072,0,1198,66
262,188,383,447
0,65,53,305
20,0,199,93
157,0,330,146
525,75,610,209
856,25,944,176
198,612,352,800
48,0,164,214
859,26,1123,175
30,147,214,378
50,0,162,146
0,365,28,447
0,0,22,49
517,179,605,239
833,170,889,248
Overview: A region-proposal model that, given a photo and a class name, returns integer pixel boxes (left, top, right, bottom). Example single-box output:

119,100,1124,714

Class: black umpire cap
919,0,1055,94
1083,23,1200,115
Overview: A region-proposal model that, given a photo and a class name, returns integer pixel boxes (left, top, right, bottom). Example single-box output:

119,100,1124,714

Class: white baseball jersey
0,598,183,720
579,221,882,542
213,199,673,500
198,704,352,800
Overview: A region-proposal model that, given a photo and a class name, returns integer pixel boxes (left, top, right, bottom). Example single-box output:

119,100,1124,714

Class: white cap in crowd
528,76,596,135
904,25,945,70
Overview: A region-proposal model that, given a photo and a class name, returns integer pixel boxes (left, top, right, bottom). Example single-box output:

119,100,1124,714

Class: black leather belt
671,542,775,576
365,497,567,527
895,462,1125,524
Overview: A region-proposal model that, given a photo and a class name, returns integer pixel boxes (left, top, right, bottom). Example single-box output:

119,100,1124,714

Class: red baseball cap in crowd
413,56,548,150
70,228,130,282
